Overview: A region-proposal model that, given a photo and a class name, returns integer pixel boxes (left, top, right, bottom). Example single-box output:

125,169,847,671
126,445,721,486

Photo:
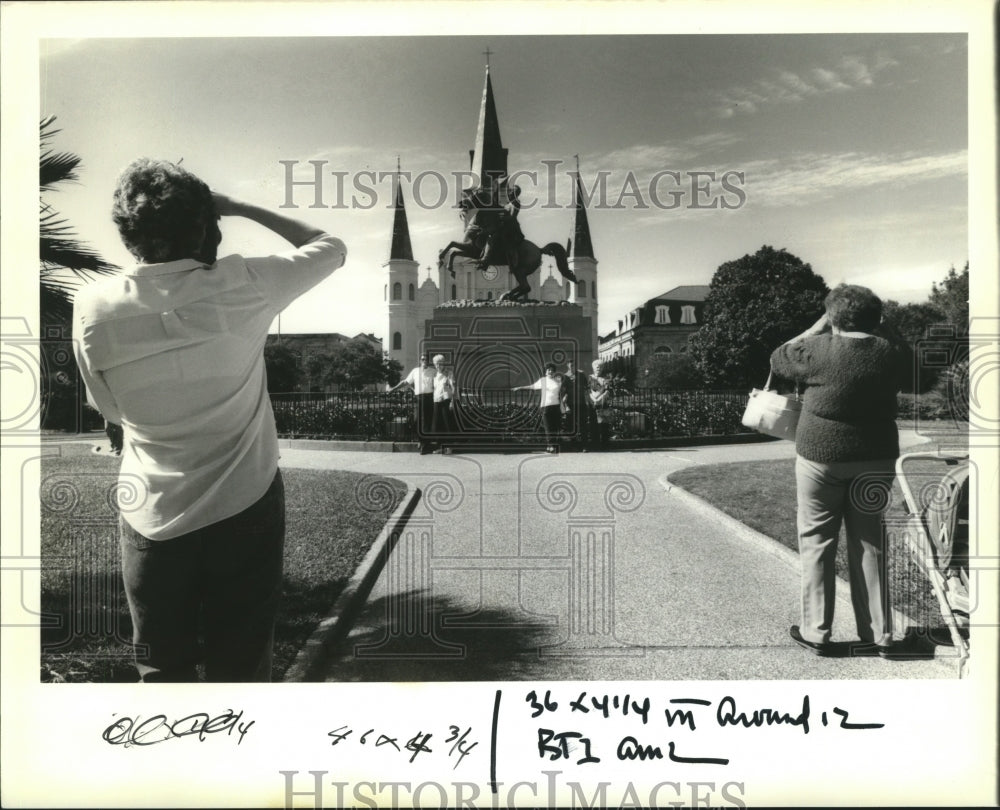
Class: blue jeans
119,470,285,682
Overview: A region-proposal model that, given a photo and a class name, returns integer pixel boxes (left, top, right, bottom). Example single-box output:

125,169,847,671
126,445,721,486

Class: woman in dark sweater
770,284,911,658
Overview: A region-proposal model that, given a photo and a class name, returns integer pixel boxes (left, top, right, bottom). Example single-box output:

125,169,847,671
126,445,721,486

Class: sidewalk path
278,432,958,681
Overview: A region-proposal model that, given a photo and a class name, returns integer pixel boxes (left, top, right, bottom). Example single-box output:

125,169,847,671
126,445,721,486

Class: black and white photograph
2,1,997,807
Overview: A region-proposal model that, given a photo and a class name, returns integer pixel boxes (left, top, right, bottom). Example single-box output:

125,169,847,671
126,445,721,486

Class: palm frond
41,238,118,275
38,114,119,323
40,282,74,326
40,114,61,142
40,151,82,191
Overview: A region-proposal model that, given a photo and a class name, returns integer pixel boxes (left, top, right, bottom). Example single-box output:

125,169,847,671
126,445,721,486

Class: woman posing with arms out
513,362,568,454
770,284,911,659
74,159,346,681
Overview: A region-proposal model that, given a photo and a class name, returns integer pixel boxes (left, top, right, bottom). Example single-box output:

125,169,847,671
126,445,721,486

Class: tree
881,299,946,345
307,339,403,390
40,116,117,325
263,343,302,393
640,351,703,389
689,246,829,388
929,262,969,334
883,264,970,394
600,355,636,388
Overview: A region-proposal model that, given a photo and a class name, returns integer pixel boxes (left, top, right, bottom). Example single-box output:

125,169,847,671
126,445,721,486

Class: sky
39,32,970,340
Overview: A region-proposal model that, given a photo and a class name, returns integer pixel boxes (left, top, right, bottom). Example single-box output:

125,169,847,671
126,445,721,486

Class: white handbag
741,371,802,440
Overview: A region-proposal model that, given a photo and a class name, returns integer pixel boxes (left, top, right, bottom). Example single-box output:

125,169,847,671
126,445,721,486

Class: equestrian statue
438,178,577,302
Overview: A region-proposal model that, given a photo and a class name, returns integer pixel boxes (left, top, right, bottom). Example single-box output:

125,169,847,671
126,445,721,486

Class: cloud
739,149,967,205
809,68,850,92
714,53,898,118
595,132,744,172
838,56,873,86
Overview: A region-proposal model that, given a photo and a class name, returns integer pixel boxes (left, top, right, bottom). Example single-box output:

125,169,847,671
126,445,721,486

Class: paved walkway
278,432,959,681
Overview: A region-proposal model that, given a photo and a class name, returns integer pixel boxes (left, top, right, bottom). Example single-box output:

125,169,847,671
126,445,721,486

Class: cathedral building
385,65,600,374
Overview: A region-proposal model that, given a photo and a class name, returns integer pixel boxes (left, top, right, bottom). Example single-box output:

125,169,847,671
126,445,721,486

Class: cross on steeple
482,47,493,67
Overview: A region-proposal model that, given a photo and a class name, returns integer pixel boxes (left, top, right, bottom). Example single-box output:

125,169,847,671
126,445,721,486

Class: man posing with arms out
387,353,436,454
73,159,346,682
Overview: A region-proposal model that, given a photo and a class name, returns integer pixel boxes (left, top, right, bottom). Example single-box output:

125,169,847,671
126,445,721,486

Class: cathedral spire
571,157,595,259
469,64,508,186
389,158,414,261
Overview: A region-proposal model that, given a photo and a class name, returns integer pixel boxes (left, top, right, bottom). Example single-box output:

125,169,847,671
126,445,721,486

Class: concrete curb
277,433,775,454
282,484,422,682
279,438,417,453
657,474,955,666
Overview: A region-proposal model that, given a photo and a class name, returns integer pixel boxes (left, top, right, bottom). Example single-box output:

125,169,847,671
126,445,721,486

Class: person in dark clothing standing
513,362,566,453
388,354,435,454
562,362,596,450
589,360,611,449
770,284,911,659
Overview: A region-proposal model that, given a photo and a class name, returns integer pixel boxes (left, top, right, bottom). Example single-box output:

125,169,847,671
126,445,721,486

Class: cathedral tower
439,64,514,302
385,166,421,372
566,164,599,354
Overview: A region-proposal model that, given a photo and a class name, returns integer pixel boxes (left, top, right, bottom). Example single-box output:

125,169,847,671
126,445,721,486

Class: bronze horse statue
438,184,577,302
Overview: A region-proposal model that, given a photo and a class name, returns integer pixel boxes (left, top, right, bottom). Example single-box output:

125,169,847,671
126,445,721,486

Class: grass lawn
667,425,970,632
39,443,405,682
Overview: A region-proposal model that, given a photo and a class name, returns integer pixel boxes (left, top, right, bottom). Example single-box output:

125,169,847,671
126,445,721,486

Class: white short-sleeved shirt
73,235,346,540
405,366,436,396
433,370,455,402
529,375,563,407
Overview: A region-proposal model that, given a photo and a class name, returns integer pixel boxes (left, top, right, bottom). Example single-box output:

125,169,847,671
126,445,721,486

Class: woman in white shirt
513,362,567,454
74,158,345,682
431,353,457,444
589,360,611,449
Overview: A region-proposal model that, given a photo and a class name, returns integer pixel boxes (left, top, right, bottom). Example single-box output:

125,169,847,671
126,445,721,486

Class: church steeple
389,159,414,261
469,64,508,185
571,160,595,259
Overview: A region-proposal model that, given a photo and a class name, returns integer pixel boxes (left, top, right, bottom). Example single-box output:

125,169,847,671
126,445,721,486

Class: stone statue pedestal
423,300,594,390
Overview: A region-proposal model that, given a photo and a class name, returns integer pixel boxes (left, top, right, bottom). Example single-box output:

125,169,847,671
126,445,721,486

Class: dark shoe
846,640,893,658
789,625,832,657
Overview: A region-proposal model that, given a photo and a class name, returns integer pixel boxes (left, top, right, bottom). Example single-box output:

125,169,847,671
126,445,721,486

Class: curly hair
824,283,882,333
111,159,219,263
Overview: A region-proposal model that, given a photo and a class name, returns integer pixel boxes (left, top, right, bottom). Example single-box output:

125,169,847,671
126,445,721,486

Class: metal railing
270,388,752,442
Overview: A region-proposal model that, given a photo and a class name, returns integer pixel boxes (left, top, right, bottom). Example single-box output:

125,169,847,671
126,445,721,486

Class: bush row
271,399,415,439
271,391,750,441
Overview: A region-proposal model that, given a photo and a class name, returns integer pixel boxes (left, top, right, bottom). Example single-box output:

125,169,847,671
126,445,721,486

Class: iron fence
270,387,752,443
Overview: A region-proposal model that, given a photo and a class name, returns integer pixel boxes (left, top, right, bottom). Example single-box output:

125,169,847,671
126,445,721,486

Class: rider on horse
440,175,573,301
459,178,523,275
481,181,523,273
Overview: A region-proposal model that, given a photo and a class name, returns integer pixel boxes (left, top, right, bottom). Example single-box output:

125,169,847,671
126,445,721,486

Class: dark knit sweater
770,334,906,463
